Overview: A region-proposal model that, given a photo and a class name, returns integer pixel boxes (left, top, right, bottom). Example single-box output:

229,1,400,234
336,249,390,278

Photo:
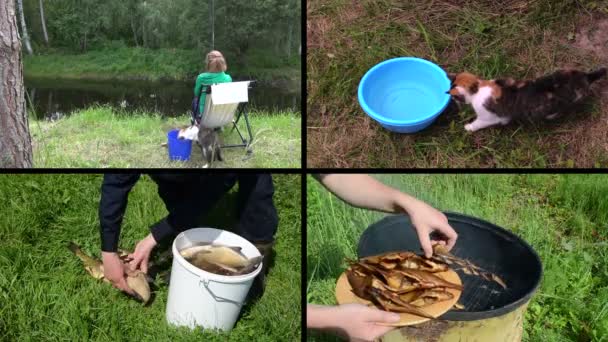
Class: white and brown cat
447,68,606,132
177,125,223,168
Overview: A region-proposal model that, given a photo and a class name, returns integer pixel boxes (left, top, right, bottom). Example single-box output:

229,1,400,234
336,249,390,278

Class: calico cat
447,68,607,132
197,127,223,168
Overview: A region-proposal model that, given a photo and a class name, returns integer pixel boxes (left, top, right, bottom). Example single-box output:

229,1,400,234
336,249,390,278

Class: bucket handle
200,279,242,306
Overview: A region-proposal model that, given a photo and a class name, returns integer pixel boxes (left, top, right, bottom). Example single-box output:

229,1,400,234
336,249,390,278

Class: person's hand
102,251,135,295
327,304,400,341
127,233,157,274
400,197,458,258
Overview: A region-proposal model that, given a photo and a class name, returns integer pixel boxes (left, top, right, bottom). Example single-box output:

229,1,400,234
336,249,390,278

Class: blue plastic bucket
167,129,192,161
358,57,451,133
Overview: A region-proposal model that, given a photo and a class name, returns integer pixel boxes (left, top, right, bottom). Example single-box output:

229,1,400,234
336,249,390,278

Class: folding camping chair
199,80,255,154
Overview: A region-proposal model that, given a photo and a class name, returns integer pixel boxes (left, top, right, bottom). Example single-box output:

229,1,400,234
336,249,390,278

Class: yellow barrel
379,302,528,342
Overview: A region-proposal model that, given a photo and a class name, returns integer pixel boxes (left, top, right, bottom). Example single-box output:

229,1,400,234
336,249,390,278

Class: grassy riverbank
23,46,301,85
29,106,301,168
0,174,301,340
307,174,608,341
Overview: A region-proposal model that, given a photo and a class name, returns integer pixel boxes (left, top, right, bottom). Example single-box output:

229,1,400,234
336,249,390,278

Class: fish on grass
68,242,151,304
180,243,263,276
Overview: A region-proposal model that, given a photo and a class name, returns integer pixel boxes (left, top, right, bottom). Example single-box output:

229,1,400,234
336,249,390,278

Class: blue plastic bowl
167,129,192,161
358,57,451,133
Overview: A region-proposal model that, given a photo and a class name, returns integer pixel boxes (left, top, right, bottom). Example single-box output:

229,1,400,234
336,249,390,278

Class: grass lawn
29,106,301,168
307,174,608,341
307,0,608,168
0,174,301,341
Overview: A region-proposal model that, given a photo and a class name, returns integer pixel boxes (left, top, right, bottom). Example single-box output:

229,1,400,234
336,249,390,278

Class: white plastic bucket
166,228,262,331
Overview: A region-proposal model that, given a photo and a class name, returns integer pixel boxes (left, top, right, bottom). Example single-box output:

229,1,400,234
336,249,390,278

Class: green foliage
23,46,300,81
24,46,201,81
23,0,301,64
0,174,301,340
307,174,608,341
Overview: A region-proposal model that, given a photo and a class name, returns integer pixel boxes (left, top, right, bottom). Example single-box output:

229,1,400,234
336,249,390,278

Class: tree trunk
39,0,49,46
286,21,293,59
275,27,280,55
47,91,52,116
210,0,214,50
81,3,89,52
82,30,87,52
0,1,34,167
16,0,33,55
130,17,139,47
142,15,147,48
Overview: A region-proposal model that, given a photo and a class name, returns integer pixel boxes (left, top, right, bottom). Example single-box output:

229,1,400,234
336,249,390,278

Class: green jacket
194,72,232,114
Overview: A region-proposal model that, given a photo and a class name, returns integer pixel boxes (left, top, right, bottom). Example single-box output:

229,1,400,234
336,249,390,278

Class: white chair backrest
200,81,251,128
211,81,250,105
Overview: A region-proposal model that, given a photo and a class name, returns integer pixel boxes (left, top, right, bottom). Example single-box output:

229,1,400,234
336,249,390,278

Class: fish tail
67,241,81,255
587,68,607,83
68,242,92,263
248,255,263,266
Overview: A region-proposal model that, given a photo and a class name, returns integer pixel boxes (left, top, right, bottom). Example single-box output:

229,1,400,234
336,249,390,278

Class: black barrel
357,212,543,321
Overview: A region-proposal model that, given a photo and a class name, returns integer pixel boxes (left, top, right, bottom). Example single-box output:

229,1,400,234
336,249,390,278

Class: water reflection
25,77,301,120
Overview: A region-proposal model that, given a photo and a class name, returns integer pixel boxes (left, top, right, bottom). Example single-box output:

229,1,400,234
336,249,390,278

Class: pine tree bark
15,0,33,55
39,0,49,46
0,1,33,167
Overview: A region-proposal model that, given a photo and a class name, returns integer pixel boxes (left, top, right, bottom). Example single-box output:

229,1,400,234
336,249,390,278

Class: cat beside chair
177,124,223,168
445,68,607,132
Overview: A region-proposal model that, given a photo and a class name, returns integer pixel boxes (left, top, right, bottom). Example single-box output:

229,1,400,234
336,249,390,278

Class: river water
25,77,301,119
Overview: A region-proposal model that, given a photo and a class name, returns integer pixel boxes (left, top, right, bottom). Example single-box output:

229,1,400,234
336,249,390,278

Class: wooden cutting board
335,269,462,326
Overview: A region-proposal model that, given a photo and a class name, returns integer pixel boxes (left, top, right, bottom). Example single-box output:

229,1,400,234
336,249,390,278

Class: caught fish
368,288,436,319
395,269,463,291
67,242,151,304
180,243,262,276
453,302,465,310
179,242,242,259
408,289,454,307
346,267,373,299
373,267,420,293
431,245,507,289
345,250,460,319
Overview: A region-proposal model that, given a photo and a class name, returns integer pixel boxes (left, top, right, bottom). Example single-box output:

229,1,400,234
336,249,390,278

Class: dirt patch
307,15,334,50
341,1,365,24
565,16,608,166
573,18,608,61
560,84,608,165
307,110,379,167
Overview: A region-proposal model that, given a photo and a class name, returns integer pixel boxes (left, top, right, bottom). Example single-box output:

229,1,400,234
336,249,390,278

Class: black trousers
150,174,278,245
100,174,278,252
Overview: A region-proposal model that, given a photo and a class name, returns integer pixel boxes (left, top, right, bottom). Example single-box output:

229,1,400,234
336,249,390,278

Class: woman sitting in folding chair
192,50,232,125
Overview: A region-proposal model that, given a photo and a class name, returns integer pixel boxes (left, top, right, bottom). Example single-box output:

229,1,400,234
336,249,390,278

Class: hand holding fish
399,197,458,258
127,233,158,274
102,251,136,295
